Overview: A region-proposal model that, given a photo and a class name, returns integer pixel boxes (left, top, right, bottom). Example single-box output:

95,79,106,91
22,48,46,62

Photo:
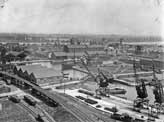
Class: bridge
0,71,109,122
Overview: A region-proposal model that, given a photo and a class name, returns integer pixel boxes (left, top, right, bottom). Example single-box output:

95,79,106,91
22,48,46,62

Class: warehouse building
66,45,104,53
49,51,106,60
15,64,62,86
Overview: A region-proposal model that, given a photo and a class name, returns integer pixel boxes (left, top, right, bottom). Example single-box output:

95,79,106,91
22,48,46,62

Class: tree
18,52,27,60
77,40,80,45
104,47,108,54
120,38,123,45
49,52,56,59
70,38,74,45
135,45,142,54
1,47,7,64
13,66,18,75
63,45,69,53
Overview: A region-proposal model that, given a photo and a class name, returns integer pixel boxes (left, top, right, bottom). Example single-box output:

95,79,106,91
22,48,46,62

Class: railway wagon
39,116,49,122
37,113,49,122
24,95,37,106
78,89,94,96
9,95,21,103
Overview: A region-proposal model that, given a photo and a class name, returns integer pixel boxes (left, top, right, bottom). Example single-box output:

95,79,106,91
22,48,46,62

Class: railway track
50,92,96,122
63,102,95,122
55,93,116,122
0,71,113,122
37,105,56,122
20,102,56,122
19,102,38,118
20,101,56,122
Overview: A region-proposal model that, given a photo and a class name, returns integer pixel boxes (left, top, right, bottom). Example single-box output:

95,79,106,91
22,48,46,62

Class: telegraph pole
61,71,69,94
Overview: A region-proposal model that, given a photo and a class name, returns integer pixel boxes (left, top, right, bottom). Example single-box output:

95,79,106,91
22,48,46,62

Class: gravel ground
0,99,35,122
40,103,80,122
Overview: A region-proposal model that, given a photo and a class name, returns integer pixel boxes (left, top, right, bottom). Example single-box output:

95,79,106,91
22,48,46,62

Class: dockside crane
80,56,110,96
151,60,164,113
80,56,96,80
146,60,164,119
97,68,114,84
80,55,126,97
81,51,113,83
153,82,164,105
133,58,149,112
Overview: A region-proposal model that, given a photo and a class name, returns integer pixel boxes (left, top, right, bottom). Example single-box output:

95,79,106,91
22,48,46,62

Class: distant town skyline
0,0,163,36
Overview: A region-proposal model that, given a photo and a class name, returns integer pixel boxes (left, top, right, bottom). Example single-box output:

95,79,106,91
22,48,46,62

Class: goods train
36,113,49,122
24,95,37,106
9,95,21,103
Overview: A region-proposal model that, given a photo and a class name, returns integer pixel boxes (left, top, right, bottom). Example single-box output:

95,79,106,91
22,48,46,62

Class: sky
0,0,163,36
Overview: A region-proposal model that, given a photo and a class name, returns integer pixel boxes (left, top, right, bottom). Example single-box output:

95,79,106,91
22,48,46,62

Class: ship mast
133,58,138,84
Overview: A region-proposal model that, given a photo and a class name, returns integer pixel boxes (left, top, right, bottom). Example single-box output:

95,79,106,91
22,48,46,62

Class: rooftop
6,51,21,57
16,64,61,79
53,51,106,57
67,45,104,48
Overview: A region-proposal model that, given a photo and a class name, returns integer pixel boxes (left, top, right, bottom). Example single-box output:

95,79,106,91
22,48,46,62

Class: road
0,89,23,98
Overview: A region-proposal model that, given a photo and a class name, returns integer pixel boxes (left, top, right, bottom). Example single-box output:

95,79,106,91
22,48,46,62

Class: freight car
111,113,122,120
84,98,98,105
23,95,37,106
75,96,86,100
78,89,94,96
37,113,49,122
9,95,21,103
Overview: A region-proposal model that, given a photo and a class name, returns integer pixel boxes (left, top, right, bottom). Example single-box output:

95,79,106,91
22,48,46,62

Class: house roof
52,51,105,57
67,45,86,49
67,45,104,49
6,51,21,57
6,51,28,57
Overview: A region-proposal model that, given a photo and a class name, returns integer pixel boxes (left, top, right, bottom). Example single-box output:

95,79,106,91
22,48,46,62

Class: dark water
121,85,155,104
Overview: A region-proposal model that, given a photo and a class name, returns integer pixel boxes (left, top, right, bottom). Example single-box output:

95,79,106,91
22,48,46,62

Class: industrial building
15,64,62,85
49,51,106,60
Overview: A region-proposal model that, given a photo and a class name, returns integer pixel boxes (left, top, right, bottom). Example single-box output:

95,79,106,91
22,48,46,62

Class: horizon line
0,32,162,37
